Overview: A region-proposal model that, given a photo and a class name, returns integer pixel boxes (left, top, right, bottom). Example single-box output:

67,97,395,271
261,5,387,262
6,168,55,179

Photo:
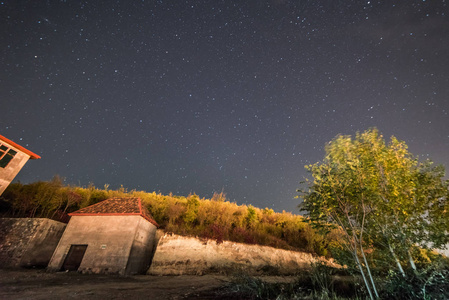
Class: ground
0,269,233,300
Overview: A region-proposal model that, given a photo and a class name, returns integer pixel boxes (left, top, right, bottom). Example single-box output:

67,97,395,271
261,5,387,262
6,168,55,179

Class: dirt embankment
148,231,337,276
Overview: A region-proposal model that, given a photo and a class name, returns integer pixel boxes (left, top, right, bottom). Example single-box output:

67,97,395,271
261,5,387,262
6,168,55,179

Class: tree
299,128,449,299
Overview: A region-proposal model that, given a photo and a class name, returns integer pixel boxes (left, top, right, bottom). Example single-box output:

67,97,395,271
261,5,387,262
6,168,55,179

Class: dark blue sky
2,0,449,212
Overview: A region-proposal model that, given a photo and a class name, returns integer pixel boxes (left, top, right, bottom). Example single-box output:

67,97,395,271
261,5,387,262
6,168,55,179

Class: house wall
125,217,158,275
48,215,156,275
0,150,30,195
0,218,66,268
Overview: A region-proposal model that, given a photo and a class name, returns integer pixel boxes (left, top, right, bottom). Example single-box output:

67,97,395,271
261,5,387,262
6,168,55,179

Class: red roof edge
141,214,160,228
0,135,41,159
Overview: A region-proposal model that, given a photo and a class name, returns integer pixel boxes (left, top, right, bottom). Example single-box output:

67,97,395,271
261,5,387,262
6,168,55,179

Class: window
0,144,17,168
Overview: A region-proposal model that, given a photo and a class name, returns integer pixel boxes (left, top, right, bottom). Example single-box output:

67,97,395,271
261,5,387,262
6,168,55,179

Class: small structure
0,135,41,195
47,197,158,275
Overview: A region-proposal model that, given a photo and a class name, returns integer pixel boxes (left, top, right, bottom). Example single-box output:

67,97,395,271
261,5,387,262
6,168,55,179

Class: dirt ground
0,269,232,300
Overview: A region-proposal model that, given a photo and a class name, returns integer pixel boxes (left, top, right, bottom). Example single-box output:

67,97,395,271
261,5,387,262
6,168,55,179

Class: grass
221,264,362,300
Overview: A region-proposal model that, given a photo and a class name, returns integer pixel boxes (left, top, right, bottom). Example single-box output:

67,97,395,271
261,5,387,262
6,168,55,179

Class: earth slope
148,231,337,275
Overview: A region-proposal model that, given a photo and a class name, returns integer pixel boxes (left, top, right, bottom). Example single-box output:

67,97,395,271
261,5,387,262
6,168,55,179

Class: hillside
0,178,339,257
149,230,339,276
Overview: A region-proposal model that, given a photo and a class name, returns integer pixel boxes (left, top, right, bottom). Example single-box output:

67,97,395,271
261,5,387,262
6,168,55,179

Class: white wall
48,215,156,275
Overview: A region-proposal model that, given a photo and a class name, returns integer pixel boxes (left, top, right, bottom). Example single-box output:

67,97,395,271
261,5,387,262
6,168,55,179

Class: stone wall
148,231,337,276
0,218,66,268
125,217,158,274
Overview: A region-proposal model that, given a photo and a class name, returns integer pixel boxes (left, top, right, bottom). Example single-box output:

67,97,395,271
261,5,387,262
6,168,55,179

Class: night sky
2,1,449,212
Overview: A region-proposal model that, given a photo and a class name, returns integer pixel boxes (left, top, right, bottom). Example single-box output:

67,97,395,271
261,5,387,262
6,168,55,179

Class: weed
222,263,361,300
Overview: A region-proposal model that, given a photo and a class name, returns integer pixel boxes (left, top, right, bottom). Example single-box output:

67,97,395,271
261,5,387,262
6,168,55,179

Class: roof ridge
71,197,117,213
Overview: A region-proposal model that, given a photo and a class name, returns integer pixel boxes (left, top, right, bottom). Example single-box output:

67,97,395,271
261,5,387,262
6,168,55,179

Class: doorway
61,245,88,271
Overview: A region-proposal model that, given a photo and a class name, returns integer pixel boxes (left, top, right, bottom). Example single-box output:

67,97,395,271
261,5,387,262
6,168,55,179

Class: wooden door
61,245,88,271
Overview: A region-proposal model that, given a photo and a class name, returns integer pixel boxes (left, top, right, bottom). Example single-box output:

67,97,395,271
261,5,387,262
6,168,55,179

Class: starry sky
2,0,449,212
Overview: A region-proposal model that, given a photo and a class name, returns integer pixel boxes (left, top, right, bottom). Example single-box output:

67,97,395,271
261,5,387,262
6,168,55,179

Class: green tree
300,128,449,299
245,205,258,229
184,194,200,225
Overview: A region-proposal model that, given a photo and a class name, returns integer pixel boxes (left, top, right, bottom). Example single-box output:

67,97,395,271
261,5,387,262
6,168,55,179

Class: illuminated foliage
300,128,449,300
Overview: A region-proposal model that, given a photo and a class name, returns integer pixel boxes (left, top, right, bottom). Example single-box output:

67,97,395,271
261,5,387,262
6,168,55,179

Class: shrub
202,223,225,244
380,262,449,300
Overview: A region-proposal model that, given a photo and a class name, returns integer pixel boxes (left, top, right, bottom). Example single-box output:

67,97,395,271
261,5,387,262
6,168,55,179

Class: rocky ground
0,269,234,300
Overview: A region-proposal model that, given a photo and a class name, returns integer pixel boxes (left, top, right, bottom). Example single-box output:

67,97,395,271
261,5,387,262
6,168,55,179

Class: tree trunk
388,243,406,277
354,250,375,300
408,248,417,272
360,244,379,298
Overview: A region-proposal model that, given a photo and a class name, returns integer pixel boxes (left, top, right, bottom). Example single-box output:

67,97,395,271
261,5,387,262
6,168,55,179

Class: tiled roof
69,197,158,227
0,135,41,159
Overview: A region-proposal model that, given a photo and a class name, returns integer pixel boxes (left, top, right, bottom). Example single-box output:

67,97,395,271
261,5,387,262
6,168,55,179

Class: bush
380,262,449,300
201,223,225,244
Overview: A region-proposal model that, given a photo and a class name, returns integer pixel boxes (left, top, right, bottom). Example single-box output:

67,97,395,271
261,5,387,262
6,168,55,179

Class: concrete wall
0,218,66,268
148,231,338,276
126,217,158,275
0,151,30,195
48,215,157,275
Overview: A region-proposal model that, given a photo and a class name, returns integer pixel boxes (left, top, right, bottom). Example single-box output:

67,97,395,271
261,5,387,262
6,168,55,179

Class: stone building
0,134,41,195
47,197,159,275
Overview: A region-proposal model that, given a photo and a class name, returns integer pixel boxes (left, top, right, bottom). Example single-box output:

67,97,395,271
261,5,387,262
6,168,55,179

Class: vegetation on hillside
0,179,334,256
